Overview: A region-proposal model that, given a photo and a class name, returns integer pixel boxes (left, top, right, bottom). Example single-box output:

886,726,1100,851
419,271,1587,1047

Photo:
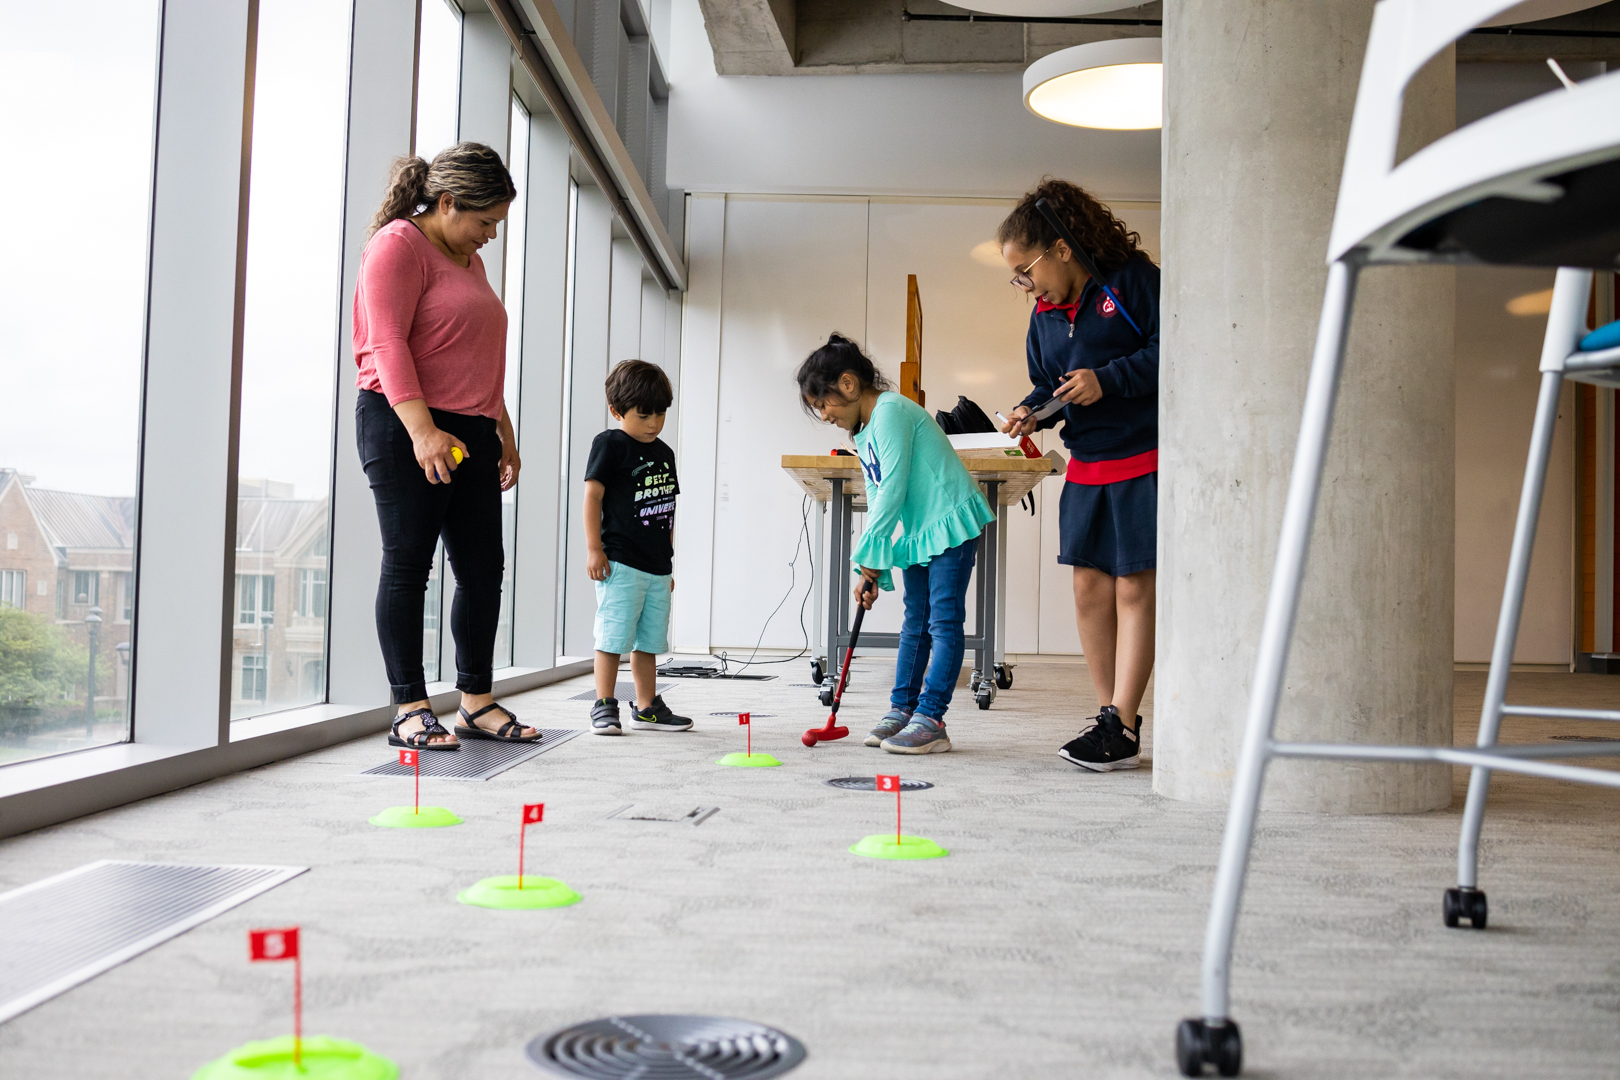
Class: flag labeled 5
249,927,299,961
876,774,900,792
398,749,418,767
738,713,750,725
522,803,544,824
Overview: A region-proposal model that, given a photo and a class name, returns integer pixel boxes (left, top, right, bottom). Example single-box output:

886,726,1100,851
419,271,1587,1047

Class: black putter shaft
829,580,875,716
1034,197,1145,339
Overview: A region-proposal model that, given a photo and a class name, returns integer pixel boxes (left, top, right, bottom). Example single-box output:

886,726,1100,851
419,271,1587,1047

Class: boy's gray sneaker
631,694,693,731
865,708,913,747
590,697,622,735
881,715,952,754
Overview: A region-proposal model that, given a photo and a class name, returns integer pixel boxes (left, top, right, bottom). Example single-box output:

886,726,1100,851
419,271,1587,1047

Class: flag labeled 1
249,927,300,961
522,802,544,824
738,713,750,725
876,774,900,792
399,749,418,767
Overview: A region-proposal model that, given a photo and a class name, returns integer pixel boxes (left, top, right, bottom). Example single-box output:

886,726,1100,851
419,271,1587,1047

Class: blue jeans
890,536,979,722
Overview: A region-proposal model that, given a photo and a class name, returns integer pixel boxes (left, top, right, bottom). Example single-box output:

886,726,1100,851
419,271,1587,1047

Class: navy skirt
1057,472,1157,576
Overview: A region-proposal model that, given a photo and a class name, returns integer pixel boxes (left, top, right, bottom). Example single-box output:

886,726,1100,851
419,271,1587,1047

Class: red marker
519,803,544,889
739,712,751,758
877,774,901,844
399,748,420,813
249,927,302,1067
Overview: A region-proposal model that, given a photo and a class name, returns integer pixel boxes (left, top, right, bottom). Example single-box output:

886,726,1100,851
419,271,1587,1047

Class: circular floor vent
824,776,934,791
708,712,776,718
527,1014,806,1078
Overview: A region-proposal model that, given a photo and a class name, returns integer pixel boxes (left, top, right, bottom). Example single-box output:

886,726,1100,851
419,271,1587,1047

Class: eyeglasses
1009,247,1052,292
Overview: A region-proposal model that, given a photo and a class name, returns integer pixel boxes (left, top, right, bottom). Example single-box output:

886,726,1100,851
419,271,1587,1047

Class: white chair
1176,1,1620,1075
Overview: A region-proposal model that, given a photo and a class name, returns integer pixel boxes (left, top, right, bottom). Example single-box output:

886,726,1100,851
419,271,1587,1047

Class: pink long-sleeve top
353,218,507,419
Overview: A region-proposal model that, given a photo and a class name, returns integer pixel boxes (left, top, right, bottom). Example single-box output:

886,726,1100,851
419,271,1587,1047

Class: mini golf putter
804,580,875,746
718,711,781,767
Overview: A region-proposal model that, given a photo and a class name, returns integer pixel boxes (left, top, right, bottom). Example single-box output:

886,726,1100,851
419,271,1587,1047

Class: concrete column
1156,0,1456,813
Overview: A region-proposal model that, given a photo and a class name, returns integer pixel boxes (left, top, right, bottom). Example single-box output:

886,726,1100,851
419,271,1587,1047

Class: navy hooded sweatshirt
1018,254,1160,463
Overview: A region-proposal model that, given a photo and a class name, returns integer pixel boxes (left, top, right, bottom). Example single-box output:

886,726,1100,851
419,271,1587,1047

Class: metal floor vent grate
528,1014,806,1079
708,712,775,718
1550,735,1620,742
567,682,673,702
0,860,305,1024
605,805,719,826
360,729,581,780
824,776,934,791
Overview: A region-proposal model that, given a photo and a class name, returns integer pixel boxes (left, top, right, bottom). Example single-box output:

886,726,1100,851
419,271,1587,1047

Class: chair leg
1454,273,1584,922
1180,261,1360,1076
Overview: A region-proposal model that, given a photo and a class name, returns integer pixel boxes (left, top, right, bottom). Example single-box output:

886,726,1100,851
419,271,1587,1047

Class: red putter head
801,714,850,747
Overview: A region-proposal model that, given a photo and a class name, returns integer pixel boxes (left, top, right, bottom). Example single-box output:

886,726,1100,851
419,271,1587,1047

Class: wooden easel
901,274,925,407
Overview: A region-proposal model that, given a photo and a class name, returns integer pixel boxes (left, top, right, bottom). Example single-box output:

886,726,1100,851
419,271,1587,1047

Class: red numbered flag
738,712,750,725
398,749,418,767
249,927,300,961
522,803,545,824
876,774,900,792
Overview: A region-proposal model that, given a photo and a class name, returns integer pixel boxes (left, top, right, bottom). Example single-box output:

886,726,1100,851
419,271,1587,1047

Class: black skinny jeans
357,389,505,704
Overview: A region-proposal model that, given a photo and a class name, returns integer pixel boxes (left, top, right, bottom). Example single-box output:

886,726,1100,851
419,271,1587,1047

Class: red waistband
1065,449,1158,485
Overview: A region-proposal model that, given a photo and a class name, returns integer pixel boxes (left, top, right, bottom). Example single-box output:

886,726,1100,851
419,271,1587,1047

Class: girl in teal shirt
797,334,996,754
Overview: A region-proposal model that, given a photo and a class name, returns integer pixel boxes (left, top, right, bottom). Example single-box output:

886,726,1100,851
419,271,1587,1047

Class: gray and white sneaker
880,715,952,754
590,697,623,736
865,707,913,747
631,694,694,731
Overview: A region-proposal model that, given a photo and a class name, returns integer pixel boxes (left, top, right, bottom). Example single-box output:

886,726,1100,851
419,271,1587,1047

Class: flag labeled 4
876,774,900,792
398,749,418,767
249,927,299,961
738,713,750,725
522,803,544,824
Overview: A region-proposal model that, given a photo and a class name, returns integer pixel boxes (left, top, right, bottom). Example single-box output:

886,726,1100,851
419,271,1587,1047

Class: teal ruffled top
851,392,997,590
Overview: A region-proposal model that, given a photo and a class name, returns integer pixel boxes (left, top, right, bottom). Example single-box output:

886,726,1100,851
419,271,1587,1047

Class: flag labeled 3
876,774,900,792
522,803,544,824
738,713,750,725
398,749,418,767
249,927,300,961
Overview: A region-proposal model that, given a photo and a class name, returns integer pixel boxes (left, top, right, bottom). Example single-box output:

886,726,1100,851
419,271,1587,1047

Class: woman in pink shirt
354,141,538,750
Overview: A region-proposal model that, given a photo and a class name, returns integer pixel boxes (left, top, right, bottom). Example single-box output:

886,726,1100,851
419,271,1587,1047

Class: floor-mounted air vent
359,730,580,780
528,1014,806,1079
824,776,934,791
1550,735,1620,742
566,682,673,702
605,805,719,826
708,712,776,718
0,860,305,1023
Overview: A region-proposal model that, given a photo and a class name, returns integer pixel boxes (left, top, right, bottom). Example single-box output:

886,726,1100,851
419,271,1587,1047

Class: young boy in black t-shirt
582,360,692,735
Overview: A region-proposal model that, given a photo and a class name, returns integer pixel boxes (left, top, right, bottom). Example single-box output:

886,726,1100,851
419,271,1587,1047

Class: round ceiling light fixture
1023,38,1162,130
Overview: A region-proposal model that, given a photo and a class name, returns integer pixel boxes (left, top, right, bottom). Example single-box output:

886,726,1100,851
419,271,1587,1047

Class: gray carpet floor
1,662,1618,1078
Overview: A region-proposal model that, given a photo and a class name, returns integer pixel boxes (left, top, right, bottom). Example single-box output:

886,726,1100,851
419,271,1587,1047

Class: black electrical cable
721,494,818,673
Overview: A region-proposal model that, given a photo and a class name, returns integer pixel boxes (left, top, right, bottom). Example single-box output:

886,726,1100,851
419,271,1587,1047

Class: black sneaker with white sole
1059,705,1140,771
590,697,623,736
631,694,693,731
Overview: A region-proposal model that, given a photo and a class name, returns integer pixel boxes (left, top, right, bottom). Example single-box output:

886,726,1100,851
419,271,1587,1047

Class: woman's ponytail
996,177,1147,277
369,155,430,238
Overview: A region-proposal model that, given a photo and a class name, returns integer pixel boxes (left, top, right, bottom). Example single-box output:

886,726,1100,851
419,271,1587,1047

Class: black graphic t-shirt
584,429,680,576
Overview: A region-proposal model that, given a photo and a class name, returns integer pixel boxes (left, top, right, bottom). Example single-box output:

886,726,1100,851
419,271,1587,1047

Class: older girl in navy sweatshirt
998,179,1159,773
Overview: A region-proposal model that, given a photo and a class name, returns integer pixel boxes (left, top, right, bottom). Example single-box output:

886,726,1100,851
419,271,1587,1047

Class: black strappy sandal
389,708,460,750
454,702,542,743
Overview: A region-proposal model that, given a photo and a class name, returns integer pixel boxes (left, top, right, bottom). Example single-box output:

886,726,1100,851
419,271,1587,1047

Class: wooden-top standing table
780,452,1058,710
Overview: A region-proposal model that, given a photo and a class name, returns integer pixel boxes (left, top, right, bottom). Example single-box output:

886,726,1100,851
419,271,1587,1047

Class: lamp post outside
84,605,102,738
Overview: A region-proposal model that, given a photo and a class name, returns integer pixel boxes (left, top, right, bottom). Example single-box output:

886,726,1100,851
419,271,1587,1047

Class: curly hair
368,142,517,238
996,177,1147,278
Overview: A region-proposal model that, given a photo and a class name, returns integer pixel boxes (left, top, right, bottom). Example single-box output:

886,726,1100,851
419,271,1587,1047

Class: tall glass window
0,0,160,766
494,97,531,668
416,0,463,159
232,0,352,719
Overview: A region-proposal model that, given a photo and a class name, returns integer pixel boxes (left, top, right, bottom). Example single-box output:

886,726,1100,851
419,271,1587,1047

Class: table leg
827,479,845,677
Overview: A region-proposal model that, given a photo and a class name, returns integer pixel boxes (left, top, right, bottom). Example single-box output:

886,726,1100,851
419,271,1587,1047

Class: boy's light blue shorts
593,561,672,655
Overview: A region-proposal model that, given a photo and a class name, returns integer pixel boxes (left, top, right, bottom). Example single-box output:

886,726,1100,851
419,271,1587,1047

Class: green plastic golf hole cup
369,805,462,828
457,874,582,910
849,834,949,860
192,1035,398,1079
716,752,781,767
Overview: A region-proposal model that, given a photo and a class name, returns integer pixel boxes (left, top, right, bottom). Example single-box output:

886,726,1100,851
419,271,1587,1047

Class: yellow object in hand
451,447,463,464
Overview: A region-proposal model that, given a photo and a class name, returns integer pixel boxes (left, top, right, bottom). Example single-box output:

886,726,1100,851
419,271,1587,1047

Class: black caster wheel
976,687,994,710
818,689,834,708
810,659,825,686
994,663,1013,690
1176,1018,1242,1077
1444,887,1487,929
968,668,982,692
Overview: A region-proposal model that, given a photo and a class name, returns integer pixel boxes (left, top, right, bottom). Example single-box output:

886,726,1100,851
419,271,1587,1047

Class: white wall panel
709,195,869,649
608,237,644,370
459,12,513,295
